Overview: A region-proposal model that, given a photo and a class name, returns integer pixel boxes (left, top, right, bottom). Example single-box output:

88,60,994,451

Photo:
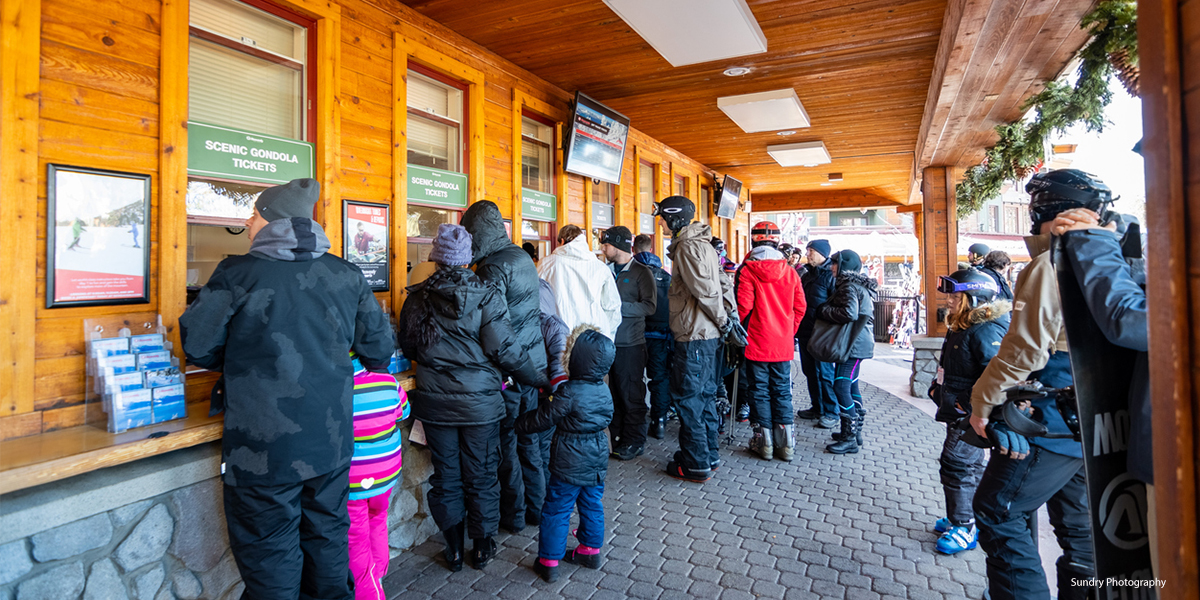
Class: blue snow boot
933,517,951,534
935,524,978,555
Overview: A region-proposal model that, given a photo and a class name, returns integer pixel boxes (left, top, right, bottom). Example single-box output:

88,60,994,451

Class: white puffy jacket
537,236,622,340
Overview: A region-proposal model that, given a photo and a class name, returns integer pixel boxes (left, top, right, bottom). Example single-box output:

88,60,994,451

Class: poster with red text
344,200,390,291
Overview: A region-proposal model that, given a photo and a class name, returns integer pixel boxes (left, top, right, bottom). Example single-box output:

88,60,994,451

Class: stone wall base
910,335,945,398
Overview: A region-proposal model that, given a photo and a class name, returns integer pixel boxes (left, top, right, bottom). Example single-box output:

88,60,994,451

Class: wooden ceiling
396,0,1096,210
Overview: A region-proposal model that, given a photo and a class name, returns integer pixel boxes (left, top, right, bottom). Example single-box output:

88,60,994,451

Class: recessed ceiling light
723,67,752,77
767,141,832,167
777,130,797,136
603,0,768,67
820,182,833,186
803,164,818,168
717,89,810,132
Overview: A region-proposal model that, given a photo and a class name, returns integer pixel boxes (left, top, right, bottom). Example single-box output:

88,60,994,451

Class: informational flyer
343,200,389,291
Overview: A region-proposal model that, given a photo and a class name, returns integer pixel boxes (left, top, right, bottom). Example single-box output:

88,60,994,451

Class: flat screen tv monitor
716,175,742,219
563,92,630,185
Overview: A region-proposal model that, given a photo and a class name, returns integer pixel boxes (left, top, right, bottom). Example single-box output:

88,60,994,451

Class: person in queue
655,195,744,482
979,250,1015,301
736,224,806,461
816,249,877,455
633,233,675,439
795,239,839,430
461,201,549,534
539,224,622,339
927,269,1010,555
967,242,991,267
599,226,657,459
711,236,741,435
398,224,548,572
516,325,616,583
180,178,395,600
968,169,1106,600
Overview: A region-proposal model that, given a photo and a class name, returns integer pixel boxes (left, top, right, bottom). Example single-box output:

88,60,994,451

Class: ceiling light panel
602,0,768,67
767,142,832,167
717,89,811,133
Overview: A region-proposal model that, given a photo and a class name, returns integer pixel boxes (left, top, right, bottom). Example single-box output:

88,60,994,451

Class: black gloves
721,317,748,348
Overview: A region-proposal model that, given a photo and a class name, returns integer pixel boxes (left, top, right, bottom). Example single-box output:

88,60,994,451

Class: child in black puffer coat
927,268,1011,555
516,324,615,583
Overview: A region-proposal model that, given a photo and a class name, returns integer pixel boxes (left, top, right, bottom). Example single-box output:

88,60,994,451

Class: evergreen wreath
955,0,1137,218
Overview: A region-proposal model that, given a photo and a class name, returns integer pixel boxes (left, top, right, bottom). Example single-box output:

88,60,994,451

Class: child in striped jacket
348,355,409,600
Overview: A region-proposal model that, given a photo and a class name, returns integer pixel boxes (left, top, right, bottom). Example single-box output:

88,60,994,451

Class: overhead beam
750,190,901,213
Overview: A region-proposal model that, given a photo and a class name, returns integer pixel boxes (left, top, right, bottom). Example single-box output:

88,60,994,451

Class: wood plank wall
0,0,750,441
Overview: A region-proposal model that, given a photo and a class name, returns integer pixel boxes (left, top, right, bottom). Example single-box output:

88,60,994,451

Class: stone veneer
910,335,945,397
0,420,438,600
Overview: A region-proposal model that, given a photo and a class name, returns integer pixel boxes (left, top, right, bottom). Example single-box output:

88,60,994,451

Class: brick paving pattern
383,382,988,599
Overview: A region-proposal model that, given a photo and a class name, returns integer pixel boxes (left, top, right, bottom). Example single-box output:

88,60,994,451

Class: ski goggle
937,275,998,295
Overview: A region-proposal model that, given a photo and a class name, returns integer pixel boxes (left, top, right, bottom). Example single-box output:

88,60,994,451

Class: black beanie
835,249,862,274
255,178,320,222
600,226,633,253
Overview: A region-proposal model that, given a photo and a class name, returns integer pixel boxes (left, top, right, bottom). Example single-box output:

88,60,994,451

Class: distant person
967,243,990,267
633,233,674,439
796,239,839,429
398,224,547,571
979,250,1014,301
522,241,539,265
815,250,877,455
180,178,395,599
538,225,621,339
129,222,140,249
68,218,86,251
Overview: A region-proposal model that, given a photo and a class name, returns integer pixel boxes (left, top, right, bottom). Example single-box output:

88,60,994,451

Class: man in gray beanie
181,177,394,600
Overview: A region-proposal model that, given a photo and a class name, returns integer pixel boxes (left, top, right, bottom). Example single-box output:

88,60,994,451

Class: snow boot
749,424,773,460
773,424,795,461
826,416,859,454
471,537,497,569
442,522,465,572
935,524,978,555
797,406,820,420
649,418,665,439
855,405,866,446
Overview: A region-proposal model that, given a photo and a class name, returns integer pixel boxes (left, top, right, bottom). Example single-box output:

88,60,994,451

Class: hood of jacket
461,201,512,265
411,266,476,320
633,251,662,269
741,257,793,283
746,245,784,262
838,271,880,298
552,235,598,261
562,325,616,382
538,278,559,318
249,218,331,261
960,300,1013,328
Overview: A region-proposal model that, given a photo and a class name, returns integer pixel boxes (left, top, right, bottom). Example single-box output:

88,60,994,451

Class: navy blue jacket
515,327,615,487
1062,228,1151,483
932,301,1011,423
633,252,672,336
980,266,1014,301
798,258,836,339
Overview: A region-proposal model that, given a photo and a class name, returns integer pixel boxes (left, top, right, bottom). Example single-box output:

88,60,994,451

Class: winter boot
796,406,820,420
749,424,773,460
935,524,978,555
817,415,839,429
855,409,865,447
533,558,559,582
649,418,665,439
471,537,497,569
773,424,795,461
442,522,465,572
826,416,859,454
736,403,750,423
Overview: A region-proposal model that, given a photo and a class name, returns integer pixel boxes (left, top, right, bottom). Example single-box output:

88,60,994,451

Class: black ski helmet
1025,169,1113,235
778,243,796,259
653,195,695,232
937,268,999,308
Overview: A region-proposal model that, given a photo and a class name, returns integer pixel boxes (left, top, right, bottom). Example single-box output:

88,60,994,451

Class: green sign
408,165,468,208
521,189,557,222
187,121,314,185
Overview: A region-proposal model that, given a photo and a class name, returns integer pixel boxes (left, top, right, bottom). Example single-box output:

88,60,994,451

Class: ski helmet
710,237,727,257
751,221,781,246
1025,169,1113,235
937,268,999,307
778,243,796,259
653,195,695,232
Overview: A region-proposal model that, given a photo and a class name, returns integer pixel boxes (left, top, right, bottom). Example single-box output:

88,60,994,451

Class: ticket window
184,0,311,298
407,69,466,281
637,162,656,250
591,181,616,252
521,115,556,260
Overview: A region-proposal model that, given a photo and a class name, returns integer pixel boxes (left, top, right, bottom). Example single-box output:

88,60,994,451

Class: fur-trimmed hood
562,324,616,383
961,299,1012,327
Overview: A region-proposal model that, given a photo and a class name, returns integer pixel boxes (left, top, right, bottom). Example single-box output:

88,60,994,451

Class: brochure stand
83,314,187,433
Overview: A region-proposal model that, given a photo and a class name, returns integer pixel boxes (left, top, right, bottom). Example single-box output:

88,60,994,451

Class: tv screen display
716,175,742,219
564,92,630,185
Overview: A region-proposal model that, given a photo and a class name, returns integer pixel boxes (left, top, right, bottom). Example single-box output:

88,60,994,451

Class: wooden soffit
751,190,899,213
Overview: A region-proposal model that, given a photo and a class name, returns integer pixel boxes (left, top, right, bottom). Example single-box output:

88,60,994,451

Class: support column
919,166,958,338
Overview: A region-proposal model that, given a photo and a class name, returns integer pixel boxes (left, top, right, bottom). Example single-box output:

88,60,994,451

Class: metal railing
874,294,922,343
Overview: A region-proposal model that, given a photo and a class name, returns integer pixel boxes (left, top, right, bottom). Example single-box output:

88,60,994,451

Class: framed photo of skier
343,200,389,292
46,165,152,308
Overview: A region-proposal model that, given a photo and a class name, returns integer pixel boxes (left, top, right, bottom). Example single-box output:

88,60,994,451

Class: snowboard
1053,227,1155,599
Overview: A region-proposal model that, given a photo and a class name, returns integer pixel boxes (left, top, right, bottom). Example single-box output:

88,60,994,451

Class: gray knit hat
430,224,473,266
255,178,320,222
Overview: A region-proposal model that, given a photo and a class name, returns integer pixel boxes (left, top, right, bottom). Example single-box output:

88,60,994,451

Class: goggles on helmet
937,275,998,295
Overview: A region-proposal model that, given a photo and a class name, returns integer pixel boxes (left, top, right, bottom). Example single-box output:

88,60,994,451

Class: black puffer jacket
539,278,569,392
461,201,548,375
633,251,672,334
398,266,546,426
930,301,1012,423
798,258,836,339
515,326,615,488
817,272,879,360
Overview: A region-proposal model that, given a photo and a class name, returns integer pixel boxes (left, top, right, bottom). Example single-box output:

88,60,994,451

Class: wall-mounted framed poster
343,200,390,291
46,165,152,308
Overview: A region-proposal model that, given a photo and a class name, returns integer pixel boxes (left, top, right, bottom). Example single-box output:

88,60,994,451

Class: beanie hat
255,178,320,222
600,226,633,253
835,249,862,274
806,239,831,260
429,224,473,266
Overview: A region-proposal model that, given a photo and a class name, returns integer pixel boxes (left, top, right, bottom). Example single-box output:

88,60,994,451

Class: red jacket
736,259,806,362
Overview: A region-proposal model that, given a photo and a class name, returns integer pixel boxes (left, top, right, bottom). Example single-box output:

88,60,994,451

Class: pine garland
955,0,1137,218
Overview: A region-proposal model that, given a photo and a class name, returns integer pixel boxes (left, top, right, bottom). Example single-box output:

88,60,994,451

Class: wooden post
1140,0,1200,594
919,166,958,338
159,0,188,362
0,0,40,417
